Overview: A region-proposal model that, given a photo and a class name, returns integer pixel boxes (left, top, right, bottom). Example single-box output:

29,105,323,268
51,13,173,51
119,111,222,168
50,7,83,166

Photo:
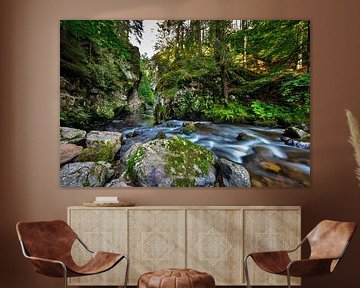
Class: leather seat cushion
138,268,215,288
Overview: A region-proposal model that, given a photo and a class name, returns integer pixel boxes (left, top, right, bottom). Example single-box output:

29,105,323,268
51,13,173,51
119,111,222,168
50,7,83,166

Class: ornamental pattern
194,227,232,265
138,228,175,265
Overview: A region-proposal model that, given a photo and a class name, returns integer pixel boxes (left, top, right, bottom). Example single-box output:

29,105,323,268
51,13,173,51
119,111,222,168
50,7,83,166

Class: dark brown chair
244,220,356,288
16,220,129,288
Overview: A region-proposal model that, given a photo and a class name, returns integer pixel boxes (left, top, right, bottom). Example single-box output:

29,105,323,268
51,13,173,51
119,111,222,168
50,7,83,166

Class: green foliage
251,100,278,125
280,73,310,106
138,72,155,105
231,20,310,70
61,25,130,92
60,106,91,128
157,56,218,91
203,103,250,123
95,101,115,120
250,100,308,126
60,20,143,129
60,20,136,60
153,20,310,128
60,20,311,130
126,147,145,183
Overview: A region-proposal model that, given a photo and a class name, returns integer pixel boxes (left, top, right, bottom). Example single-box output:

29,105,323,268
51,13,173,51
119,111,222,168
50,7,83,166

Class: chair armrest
287,258,336,277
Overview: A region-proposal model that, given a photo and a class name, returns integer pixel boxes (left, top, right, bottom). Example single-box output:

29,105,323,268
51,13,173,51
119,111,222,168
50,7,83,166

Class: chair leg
123,255,130,288
244,255,252,288
62,264,68,288
286,270,291,288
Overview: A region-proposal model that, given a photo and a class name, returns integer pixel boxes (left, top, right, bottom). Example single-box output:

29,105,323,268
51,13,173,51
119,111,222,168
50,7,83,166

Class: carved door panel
243,208,301,286
128,209,186,284
187,209,243,285
68,208,128,286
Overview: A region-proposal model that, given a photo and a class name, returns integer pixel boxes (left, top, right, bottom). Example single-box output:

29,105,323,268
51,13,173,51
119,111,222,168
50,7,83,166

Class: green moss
154,103,167,123
60,106,91,128
125,147,145,183
77,141,116,162
164,136,215,178
172,178,196,187
82,178,91,187
183,122,197,135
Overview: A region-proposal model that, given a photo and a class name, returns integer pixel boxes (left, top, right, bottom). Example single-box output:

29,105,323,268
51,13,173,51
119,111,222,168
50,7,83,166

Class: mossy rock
60,127,86,145
60,161,110,187
76,141,117,162
283,127,310,140
182,121,197,135
124,136,217,187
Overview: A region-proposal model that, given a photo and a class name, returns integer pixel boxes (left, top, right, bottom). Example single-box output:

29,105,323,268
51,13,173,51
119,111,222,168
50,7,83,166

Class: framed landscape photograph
60,20,310,188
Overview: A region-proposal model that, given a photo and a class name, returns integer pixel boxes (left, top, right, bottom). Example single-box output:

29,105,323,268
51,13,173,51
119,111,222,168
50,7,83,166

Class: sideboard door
243,208,301,286
186,209,243,285
128,209,186,284
68,208,127,286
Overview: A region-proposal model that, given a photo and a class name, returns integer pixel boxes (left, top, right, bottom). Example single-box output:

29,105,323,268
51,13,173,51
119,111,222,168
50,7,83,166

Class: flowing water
97,113,310,187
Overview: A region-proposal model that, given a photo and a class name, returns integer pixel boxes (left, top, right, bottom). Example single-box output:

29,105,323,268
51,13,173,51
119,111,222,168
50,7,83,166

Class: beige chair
244,220,356,288
16,220,129,288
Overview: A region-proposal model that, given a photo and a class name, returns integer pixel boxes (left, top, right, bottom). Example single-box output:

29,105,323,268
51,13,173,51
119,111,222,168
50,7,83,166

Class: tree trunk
242,20,248,67
197,21,202,57
296,21,305,70
173,21,185,60
214,21,229,104
221,64,229,104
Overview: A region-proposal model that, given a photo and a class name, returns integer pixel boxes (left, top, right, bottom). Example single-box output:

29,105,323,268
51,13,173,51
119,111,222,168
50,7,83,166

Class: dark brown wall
1,0,360,287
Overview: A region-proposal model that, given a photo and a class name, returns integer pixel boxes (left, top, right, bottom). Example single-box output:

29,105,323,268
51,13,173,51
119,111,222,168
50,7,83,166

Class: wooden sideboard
67,206,301,286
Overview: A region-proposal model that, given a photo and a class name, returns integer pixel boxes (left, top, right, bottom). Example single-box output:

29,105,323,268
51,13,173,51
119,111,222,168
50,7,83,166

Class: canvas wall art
60,20,310,188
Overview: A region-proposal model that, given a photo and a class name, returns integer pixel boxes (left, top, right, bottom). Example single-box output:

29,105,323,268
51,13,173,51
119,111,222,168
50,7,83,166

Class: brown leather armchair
16,220,129,288
244,220,356,288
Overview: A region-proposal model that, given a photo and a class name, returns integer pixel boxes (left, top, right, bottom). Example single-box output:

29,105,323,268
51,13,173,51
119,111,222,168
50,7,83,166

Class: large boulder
218,158,251,187
123,136,217,187
78,131,122,162
60,162,110,187
86,130,122,150
60,127,86,145
60,143,83,166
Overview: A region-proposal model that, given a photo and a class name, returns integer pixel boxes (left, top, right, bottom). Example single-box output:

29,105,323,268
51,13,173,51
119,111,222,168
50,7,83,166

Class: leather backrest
307,220,356,260
16,220,77,261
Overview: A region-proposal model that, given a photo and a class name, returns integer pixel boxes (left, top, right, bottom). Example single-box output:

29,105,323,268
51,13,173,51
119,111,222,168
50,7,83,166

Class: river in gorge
95,112,310,188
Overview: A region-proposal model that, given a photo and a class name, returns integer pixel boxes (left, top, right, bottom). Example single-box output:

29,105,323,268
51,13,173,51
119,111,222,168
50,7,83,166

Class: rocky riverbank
60,126,252,188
